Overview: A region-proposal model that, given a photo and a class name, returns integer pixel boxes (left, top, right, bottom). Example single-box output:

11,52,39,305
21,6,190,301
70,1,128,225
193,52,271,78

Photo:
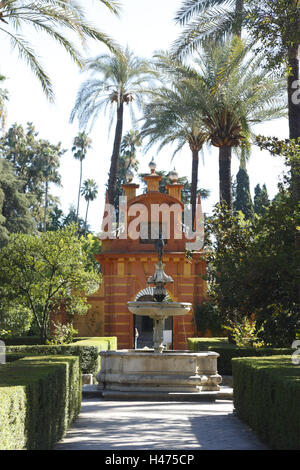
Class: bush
2,336,40,346
6,336,117,375
232,356,300,449
0,355,81,450
188,338,293,375
194,302,225,336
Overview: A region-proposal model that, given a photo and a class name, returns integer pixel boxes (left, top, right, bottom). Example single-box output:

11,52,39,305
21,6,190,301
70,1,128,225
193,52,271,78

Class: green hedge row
188,338,292,375
2,336,41,346
232,356,300,449
6,336,117,375
0,355,81,450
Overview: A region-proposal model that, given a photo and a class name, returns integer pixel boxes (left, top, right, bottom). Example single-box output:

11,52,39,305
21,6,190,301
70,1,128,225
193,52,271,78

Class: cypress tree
254,183,270,216
233,167,254,219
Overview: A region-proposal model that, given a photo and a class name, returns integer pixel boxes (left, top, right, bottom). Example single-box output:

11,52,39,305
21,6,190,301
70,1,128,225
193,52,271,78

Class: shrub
232,356,300,449
0,355,81,450
188,337,293,375
194,302,224,336
6,336,117,374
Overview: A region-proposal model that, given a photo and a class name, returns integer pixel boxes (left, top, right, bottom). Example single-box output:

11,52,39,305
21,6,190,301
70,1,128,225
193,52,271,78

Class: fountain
97,235,222,398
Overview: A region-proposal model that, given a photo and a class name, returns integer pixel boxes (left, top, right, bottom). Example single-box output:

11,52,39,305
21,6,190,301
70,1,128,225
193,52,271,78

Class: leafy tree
253,183,270,216
70,47,155,205
233,167,254,219
0,122,65,228
47,205,90,237
0,157,34,245
0,226,101,343
81,179,98,237
205,164,300,346
71,131,92,222
173,0,245,57
0,0,120,100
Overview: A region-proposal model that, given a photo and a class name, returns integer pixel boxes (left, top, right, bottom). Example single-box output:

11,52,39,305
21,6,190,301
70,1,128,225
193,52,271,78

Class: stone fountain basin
127,301,191,318
97,350,222,393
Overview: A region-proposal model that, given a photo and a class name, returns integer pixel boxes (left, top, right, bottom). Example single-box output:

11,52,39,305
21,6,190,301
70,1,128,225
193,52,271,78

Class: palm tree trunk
76,159,83,222
233,0,244,37
107,102,124,206
287,42,300,304
84,200,89,238
43,178,48,232
191,150,199,227
219,146,232,209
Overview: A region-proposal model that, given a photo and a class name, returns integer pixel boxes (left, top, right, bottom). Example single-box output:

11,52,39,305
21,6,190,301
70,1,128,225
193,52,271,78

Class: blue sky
1,0,288,232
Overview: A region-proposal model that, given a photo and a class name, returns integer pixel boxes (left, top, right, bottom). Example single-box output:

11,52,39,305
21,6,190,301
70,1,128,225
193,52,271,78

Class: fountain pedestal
97,349,221,394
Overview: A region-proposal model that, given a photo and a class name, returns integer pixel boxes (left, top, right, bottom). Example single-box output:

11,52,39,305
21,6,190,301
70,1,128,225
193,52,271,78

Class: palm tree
140,75,207,225
81,179,98,237
186,39,287,208
40,141,62,231
72,131,92,223
0,75,8,131
70,47,156,206
173,0,246,58
0,0,120,100
155,39,286,209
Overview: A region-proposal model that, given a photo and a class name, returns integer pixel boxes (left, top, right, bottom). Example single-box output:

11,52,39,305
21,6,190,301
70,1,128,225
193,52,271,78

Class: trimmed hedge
6,336,117,375
0,355,81,450
2,336,40,346
188,338,293,375
232,356,300,450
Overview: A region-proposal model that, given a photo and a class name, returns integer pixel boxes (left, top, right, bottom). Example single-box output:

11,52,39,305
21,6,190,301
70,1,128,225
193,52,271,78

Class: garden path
56,398,268,450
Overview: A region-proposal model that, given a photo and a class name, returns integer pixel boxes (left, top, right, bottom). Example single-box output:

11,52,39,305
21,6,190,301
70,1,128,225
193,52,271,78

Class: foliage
80,233,102,273
0,123,65,230
0,226,101,343
223,317,265,348
0,304,33,337
0,75,8,130
253,183,270,216
6,336,117,374
205,172,300,346
233,167,254,219
0,0,120,100
0,355,81,450
232,356,300,449
244,0,300,70
188,337,293,375
72,131,92,223
70,47,156,205
173,0,246,58
81,179,98,237
194,301,223,336
47,322,78,345
0,157,35,245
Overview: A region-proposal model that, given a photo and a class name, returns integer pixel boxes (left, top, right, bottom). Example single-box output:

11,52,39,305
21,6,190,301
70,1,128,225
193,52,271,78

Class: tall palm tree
156,39,287,209
81,178,98,237
140,76,207,225
173,0,246,58
187,39,287,208
70,47,156,206
40,141,62,231
0,0,120,100
0,75,8,131
72,131,92,222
